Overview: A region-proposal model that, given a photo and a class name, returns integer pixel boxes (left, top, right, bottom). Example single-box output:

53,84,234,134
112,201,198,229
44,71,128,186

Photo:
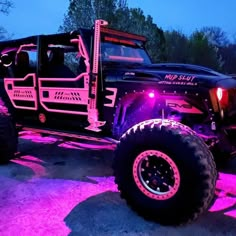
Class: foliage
59,0,127,31
164,30,189,63
60,0,236,73
219,44,236,74
188,30,224,70
59,0,165,62
114,8,165,62
163,28,230,72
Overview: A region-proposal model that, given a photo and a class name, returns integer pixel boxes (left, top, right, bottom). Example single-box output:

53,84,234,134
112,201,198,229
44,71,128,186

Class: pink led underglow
148,92,155,98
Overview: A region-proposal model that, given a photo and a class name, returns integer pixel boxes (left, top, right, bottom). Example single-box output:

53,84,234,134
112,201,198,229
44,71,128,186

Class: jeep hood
104,62,236,88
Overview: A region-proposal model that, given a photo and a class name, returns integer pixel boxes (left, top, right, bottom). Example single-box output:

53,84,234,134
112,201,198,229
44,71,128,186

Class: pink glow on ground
1,131,119,235
224,209,236,218
209,173,236,218
17,138,236,220
61,141,116,151
19,133,236,219
210,197,236,212
58,142,84,150
11,156,47,178
19,131,116,151
1,132,235,235
0,175,118,235
19,131,60,144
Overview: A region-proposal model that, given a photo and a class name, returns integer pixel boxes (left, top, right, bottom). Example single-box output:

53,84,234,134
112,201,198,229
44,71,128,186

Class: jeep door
2,38,39,124
37,34,90,130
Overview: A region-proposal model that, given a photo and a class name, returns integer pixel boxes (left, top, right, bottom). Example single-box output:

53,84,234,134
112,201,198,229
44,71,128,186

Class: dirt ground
0,132,236,236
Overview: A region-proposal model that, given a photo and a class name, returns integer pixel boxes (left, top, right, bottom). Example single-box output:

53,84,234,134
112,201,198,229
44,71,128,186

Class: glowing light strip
101,27,146,41
107,55,143,62
104,36,136,46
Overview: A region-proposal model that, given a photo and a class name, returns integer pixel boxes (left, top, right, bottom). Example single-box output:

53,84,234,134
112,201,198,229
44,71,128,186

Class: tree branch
0,0,13,15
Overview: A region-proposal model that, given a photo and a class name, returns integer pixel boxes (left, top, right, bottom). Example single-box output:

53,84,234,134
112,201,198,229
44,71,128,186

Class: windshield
100,41,151,65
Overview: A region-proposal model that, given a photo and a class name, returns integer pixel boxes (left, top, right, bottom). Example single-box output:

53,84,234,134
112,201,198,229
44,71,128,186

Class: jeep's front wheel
113,119,217,225
0,98,18,164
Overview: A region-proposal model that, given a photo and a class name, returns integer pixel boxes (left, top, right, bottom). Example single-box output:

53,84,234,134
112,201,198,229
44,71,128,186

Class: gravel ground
0,132,236,236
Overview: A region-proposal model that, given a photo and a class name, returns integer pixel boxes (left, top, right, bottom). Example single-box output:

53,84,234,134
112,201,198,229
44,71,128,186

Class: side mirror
0,54,12,67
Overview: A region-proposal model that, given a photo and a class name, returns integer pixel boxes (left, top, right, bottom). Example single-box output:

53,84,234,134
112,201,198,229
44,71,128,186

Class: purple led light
148,92,155,98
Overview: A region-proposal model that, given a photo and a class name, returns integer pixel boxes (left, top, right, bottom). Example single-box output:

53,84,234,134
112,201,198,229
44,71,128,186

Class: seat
48,48,75,78
14,51,30,77
77,57,86,74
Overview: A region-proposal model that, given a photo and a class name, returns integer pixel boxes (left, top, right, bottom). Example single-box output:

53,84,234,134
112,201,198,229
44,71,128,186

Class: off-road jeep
1,19,235,225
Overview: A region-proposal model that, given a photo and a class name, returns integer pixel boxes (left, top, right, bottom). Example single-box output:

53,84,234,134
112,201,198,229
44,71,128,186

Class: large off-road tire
113,119,217,225
0,98,18,164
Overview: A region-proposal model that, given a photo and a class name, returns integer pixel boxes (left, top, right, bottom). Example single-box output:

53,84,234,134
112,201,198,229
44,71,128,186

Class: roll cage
0,20,150,132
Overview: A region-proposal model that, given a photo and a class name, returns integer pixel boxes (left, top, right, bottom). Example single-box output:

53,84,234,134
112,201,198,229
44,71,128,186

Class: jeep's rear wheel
0,98,18,164
113,119,217,225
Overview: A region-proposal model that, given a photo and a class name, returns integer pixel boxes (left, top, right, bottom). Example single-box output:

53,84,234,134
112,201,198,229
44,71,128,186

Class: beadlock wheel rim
133,150,180,200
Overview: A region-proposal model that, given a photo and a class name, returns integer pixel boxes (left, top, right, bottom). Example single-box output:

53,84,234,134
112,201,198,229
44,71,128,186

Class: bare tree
0,0,13,40
0,26,7,39
200,26,229,47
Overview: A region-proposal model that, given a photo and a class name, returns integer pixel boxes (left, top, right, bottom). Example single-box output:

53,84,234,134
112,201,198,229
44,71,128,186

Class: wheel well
113,93,187,128
112,93,193,139
112,93,158,138
114,93,146,128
